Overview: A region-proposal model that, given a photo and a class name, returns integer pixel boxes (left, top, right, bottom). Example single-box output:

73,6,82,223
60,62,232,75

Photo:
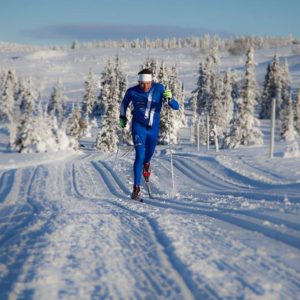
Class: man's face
139,81,152,93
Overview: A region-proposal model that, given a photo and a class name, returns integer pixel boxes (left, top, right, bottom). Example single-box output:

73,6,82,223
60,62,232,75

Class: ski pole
113,126,124,169
165,91,176,198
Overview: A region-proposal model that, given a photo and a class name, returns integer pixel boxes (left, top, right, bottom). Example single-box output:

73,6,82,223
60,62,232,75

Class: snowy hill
1,45,300,299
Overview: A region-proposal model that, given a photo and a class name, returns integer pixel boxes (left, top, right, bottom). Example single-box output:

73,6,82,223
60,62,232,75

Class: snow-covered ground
1,46,300,299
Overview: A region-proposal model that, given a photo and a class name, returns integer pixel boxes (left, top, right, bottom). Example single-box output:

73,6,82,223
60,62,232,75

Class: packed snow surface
1,45,300,299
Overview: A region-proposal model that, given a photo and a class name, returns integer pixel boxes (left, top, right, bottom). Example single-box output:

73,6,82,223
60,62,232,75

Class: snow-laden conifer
81,69,96,120
281,97,298,141
14,80,36,153
231,71,241,118
95,59,120,152
47,80,67,125
81,70,96,137
224,48,263,148
278,59,292,133
192,47,220,144
259,64,272,119
113,55,131,144
68,104,81,150
193,46,220,119
295,88,300,133
190,62,205,142
169,65,186,127
30,93,56,153
210,80,224,143
141,57,159,81
114,55,128,100
259,52,282,119
158,62,182,144
222,70,234,132
157,60,169,86
0,70,15,124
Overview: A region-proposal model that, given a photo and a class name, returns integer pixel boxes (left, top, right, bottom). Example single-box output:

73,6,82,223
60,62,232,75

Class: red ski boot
143,162,151,182
131,185,143,202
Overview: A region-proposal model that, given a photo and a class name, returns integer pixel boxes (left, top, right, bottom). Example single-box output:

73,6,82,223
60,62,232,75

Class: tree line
0,56,186,153
191,47,300,149
71,35,299,56
1,50,299,154
1,34,299,54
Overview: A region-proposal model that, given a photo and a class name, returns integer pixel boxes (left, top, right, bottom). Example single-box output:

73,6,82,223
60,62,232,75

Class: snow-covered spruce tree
230,71,241,119
169,65,186,127
14,81,37,153
81,69,96,137
55,118,71,151
190,62,205,142
93,56,127,119
0,70,20,148
198,54,216,116
259,52,282,119
0,70,5,89
209,48,225,144
71,40,80,50
114,55,128,100
30,93,58,152
45,81,71,151
0,71,15,124
280,97,297,141
158,64,185,144
68,104,81,150
113,55,131,143
278,59,292,133
81,69,96,120
157,61,178,144
222,70,234,133
95,59,120,152
47,80,67,125
210,79,224,143
259,63,272,119
141,57,159,81
156,60,169,86
295,88,300,134
224,48,263,148
193,46,220,145
0,70,18,98
17,80,26,113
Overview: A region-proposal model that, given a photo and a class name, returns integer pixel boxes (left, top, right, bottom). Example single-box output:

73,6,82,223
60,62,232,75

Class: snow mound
283,141,300,158
25,50,67,60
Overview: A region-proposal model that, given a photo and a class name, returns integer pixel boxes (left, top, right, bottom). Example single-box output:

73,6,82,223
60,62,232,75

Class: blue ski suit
120,82,179,186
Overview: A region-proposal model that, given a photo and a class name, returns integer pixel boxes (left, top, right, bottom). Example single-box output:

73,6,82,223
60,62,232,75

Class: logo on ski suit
134,134,143,147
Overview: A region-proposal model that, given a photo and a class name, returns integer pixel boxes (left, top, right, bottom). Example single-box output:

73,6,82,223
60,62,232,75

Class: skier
119,68,179,201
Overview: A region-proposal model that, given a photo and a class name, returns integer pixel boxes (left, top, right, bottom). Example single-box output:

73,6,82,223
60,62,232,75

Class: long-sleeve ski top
120,82,179,127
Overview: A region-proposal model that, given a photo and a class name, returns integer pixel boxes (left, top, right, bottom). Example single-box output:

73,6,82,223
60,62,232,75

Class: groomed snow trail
0,147,300,299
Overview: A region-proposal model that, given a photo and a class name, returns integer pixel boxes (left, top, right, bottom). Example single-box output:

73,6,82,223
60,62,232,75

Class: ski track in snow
81,153,300,298
0,149,300,299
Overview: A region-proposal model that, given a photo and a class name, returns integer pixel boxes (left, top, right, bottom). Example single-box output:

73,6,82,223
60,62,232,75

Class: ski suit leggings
132,120,159,186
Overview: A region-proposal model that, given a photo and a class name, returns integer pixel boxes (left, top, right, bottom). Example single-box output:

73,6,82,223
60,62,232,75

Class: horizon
0,32,298,48
1,0,300,46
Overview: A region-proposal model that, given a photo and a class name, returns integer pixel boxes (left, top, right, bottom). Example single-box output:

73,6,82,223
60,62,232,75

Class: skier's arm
120,89,131,117
119,90,132,128
163,89,179,110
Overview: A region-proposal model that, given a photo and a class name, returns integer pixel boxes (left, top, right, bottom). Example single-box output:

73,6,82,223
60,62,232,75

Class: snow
1,45,300,299
24,50,68,61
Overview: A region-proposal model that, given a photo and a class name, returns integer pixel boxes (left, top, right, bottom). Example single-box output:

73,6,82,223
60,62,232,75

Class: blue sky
1,0,299,45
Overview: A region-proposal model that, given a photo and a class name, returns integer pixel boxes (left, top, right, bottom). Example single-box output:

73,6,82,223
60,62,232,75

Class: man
119,68,179,201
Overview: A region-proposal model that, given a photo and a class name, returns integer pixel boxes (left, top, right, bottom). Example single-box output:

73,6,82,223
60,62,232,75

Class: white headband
138,74,152,82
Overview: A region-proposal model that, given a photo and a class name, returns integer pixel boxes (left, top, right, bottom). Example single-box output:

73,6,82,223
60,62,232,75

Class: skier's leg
132,122,146,186
144,124,159,164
